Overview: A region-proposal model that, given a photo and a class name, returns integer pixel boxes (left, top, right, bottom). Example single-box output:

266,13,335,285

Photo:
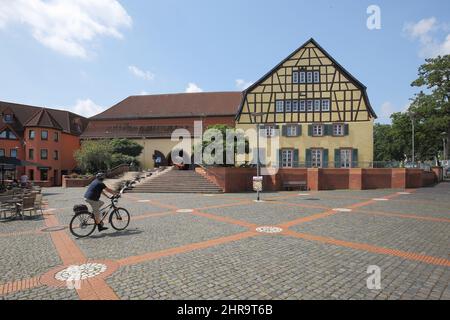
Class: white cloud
128,65,155,81
138,90,150,95
185,83,203,93
377,101,410,123
403,17,450,58
235,79,254,90
68,99,104,117
0,0,132,58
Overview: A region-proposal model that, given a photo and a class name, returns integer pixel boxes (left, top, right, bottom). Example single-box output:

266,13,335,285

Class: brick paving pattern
0,182,449,300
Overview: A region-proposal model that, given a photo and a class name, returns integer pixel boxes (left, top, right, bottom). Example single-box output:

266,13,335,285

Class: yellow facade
235,38,376,168
133,138,179,169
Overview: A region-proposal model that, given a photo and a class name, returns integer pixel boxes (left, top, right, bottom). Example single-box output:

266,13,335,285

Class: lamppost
408,111,415,166
251,112,265,202
441,132,448,162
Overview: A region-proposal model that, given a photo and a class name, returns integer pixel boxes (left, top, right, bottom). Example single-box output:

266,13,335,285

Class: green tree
74,140,113,173
409,55,450,161
373,123,404,162
374,55,449,162
195,124,248,166
110,139,143,157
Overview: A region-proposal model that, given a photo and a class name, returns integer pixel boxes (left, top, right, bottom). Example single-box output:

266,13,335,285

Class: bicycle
69,186,130,238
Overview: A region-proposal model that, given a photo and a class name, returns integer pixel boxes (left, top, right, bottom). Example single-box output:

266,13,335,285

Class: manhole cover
55,263,107,281
332,208,352,212
256,226,283,234
41,226,67,232
176,209,194,213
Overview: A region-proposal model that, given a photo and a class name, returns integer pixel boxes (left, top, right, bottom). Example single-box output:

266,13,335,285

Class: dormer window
0,129,17,140
3,114,13,123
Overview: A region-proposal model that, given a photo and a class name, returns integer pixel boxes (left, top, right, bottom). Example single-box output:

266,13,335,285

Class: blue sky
0,0,449,123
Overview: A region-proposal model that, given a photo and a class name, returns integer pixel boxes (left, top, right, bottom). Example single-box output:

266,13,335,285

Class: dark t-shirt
84,179,106,201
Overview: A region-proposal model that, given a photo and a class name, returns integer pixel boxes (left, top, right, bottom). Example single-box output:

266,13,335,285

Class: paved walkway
1,182,449,300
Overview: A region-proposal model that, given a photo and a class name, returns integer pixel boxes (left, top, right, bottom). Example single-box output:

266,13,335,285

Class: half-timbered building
236,38,377,168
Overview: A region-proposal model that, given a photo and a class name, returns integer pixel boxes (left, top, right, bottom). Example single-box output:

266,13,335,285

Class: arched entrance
152,150,168,168
167,149,191,170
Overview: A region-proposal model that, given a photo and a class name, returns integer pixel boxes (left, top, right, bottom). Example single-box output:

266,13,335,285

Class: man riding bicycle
84,173,118,232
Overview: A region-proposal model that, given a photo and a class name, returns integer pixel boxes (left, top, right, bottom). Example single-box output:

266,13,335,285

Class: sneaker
97,222,108,232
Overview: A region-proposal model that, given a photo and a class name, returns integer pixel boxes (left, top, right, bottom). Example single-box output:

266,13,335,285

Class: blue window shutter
305,149,311,168
325,124,333,136
293,149,299,167
344,124,350,136
334,149,341,168
308,125,313,136
352,149,358,168
278,149,283,167
323,149,329,168
297,124,302,136
281,125,287,137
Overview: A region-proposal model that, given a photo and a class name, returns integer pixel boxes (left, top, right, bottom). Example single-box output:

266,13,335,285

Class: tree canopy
374,55,449,163
75,139,143,174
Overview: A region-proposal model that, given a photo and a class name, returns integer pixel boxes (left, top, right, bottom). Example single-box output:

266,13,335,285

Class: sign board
253,176,263,192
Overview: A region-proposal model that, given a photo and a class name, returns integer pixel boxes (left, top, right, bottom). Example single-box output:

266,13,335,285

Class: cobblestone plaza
1,183,449,300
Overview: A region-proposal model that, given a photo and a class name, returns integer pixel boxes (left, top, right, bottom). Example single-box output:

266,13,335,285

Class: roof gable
237,38,376,119
24,108,63,130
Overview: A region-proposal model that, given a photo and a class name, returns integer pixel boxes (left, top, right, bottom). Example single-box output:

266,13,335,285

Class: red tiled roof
91,92,243,120
24,108,63,130
0,101,88,136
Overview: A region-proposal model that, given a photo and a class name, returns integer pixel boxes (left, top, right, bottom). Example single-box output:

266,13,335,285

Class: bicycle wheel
69,212,96,238
110,208,130,231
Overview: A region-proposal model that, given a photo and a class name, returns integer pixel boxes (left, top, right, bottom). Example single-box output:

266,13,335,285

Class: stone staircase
126,168,223,193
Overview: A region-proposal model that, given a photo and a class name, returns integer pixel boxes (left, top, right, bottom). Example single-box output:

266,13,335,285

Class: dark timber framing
236,38,377,124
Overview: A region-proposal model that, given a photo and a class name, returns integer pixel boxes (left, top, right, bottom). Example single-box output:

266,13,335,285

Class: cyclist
84,173,118,232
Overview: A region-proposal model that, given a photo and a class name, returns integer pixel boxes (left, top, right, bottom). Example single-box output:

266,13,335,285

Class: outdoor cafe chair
17,196,36,220
34,194,44,216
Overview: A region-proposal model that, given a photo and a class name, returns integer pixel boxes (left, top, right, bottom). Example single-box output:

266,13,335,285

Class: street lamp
251,112,265,202
408,111,415,166
441,132,448,162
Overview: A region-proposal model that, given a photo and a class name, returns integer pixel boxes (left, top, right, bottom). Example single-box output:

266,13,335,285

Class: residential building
0,101,88,186
235,38,377,168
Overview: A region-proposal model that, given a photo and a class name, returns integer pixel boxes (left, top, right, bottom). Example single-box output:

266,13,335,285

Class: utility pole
409,111,415,166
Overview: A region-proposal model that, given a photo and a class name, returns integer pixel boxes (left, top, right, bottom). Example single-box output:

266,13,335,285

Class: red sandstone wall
197,167,439,192
320,169,349,190
362,169,392,189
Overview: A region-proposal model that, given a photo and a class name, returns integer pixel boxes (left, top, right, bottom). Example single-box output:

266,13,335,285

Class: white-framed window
286,125,298,137
3,114,13,123
313,71,320,83
276,100,284,113
333,123,345,136
322,99,330,111
10,149,17,158
299,100,306,112
292,100,299,112
307,72,313,83
340,149,352,168
312,124,324,136
285,100,292,112
299,72,306,83
307,100,313,111
292,71,299,84
282,149,294,168
311,149,323,168
314,100,321,112
264,125,276,137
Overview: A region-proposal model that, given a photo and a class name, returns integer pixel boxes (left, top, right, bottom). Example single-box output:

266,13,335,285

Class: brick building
0,101,88,186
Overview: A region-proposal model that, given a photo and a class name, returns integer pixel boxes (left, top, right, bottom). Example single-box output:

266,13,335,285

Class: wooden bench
282,180,307,191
